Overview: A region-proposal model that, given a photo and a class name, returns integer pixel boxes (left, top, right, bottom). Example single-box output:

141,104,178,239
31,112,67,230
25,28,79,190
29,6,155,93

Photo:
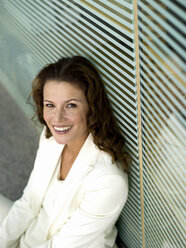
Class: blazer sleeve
34,174,128,248
0,129,45,248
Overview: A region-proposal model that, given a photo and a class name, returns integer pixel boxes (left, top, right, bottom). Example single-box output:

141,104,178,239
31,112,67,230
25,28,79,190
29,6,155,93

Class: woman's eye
66,103,77,108
45,103,54,108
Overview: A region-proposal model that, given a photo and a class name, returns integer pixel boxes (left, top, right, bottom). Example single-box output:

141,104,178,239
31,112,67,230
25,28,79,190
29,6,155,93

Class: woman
0,56,129,248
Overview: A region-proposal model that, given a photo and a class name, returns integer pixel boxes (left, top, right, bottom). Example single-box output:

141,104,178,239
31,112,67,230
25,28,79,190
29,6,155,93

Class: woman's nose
54,109,66,122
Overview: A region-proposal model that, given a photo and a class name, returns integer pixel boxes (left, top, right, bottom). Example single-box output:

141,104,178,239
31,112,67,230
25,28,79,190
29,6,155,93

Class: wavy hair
29,56,130,172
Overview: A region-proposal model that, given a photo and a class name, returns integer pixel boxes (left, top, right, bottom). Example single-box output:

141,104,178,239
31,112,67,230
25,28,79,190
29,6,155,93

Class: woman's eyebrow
43,99,81,103
43,100,53,103
43,99,53,103
65,99,81,102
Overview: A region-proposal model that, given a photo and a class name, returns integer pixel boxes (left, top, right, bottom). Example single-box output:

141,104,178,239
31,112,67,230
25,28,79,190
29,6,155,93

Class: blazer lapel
31,136,64,213
66,133,100,183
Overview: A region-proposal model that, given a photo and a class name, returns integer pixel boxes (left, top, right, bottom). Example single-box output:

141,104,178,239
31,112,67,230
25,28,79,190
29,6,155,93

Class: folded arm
35,175,128,248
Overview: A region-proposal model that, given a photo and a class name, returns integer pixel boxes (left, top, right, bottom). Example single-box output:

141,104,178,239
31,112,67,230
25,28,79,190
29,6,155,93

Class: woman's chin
53,136,67,145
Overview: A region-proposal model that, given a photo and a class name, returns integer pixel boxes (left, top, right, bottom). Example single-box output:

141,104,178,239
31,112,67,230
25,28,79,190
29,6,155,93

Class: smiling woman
0,56,130,248
43,80,89,180
43,81,89,148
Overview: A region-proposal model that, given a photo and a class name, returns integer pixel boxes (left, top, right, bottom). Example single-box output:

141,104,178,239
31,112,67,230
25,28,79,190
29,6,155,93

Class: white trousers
0,194,13,224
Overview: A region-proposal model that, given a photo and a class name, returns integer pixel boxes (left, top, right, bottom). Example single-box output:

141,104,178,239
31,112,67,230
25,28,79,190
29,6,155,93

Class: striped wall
0,1,185,247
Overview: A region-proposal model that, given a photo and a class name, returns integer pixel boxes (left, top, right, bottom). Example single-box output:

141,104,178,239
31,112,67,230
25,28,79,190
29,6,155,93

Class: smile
53,125,72,132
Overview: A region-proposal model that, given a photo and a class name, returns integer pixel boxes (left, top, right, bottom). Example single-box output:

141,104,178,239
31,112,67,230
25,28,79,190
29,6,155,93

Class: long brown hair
30,56,130,172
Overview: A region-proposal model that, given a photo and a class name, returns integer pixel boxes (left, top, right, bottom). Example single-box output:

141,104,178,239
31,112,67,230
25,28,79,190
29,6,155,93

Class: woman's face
43,80,89,147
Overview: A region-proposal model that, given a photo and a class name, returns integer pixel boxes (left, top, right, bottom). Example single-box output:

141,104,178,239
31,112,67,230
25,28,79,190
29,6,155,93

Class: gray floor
0,83,39,201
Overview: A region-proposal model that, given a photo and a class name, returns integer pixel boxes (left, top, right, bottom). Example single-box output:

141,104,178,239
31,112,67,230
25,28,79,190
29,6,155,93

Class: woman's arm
0,186,36,247
35,174,128,248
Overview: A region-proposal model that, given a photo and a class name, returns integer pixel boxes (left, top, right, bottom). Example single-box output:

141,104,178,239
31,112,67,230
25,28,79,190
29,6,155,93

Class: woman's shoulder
96,148,127,175
81,150,128,213
84,146,128,192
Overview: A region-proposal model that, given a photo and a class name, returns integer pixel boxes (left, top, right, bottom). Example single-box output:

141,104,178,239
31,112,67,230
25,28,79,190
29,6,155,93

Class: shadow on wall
0,83,39,201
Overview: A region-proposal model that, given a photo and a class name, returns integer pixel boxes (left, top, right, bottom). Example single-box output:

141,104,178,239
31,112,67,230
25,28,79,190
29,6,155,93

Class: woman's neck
64,133,89,158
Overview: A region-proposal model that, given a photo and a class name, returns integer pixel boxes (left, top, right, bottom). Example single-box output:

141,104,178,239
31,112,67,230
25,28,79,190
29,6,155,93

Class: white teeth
54,126,72,132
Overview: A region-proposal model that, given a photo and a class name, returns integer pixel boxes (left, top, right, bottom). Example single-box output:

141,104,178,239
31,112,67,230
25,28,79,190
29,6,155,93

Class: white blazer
0,128,128,248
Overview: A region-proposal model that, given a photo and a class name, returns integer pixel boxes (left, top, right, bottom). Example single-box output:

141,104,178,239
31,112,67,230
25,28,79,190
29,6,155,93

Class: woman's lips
53,125,72,134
